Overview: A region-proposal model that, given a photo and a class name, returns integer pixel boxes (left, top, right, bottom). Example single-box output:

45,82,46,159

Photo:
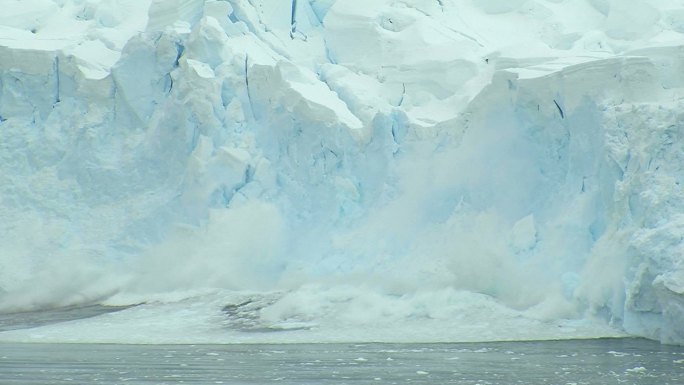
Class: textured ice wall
1,0,683,344
466,53,684,344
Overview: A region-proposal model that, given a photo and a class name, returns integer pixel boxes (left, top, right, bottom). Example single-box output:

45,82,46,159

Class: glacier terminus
0,0,683,346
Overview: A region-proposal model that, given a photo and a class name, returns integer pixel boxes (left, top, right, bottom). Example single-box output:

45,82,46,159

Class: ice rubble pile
1,0,683,344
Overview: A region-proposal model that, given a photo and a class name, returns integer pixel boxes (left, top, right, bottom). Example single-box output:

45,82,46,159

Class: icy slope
0,0,683,344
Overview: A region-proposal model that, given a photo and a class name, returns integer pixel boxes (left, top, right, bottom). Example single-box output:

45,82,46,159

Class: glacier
0,0,683,345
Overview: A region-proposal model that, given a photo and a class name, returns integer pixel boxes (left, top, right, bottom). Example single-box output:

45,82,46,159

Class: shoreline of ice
0,288,627,345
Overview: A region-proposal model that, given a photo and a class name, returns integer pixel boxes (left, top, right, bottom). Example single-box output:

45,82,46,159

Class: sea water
1,339,682,384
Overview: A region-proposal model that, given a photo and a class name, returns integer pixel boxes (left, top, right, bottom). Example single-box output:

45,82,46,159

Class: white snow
1,0,684,345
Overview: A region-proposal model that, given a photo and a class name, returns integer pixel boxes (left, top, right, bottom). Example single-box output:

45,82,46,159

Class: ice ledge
249,61,367,143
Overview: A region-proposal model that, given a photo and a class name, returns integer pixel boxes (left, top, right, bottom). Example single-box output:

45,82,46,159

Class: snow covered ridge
0,0,683,345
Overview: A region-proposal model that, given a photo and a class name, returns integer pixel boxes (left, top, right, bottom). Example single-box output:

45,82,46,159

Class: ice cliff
1,0,683,345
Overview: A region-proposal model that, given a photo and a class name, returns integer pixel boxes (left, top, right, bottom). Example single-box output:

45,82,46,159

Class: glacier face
0,0,683,344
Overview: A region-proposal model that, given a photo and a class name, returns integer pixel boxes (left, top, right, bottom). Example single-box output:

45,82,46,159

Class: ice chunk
249,61,365,142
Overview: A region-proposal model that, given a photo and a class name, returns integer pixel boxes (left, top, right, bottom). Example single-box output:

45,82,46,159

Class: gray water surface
1,338,682,384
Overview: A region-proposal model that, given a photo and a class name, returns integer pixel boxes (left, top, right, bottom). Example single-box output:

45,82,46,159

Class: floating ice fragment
625,367,647,374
